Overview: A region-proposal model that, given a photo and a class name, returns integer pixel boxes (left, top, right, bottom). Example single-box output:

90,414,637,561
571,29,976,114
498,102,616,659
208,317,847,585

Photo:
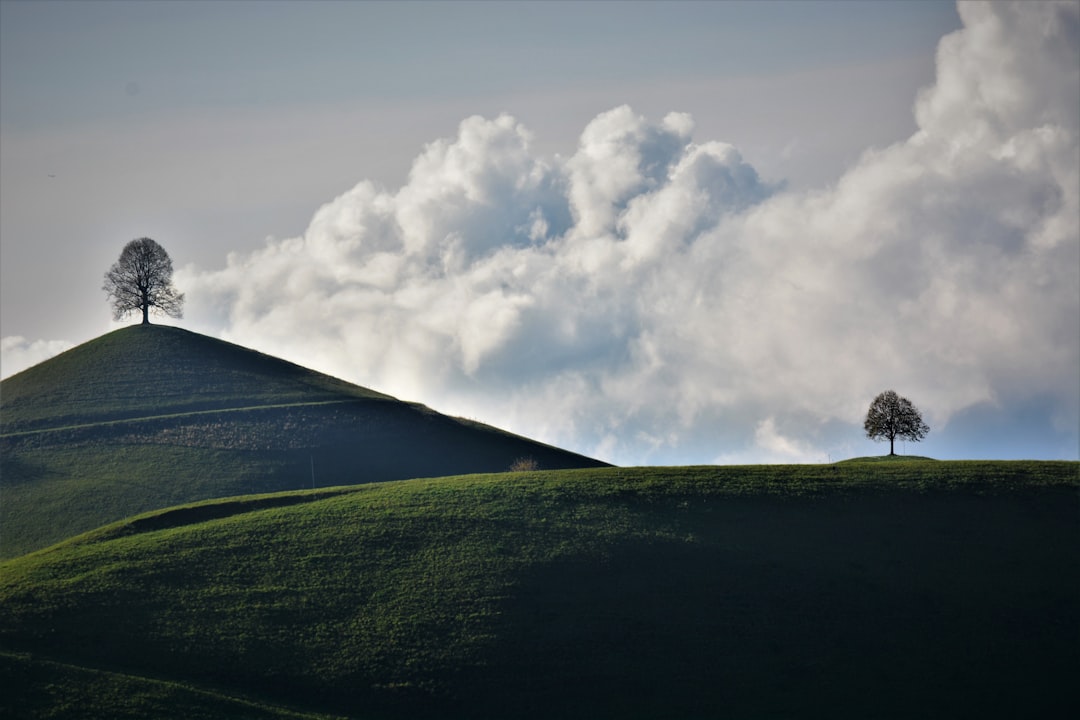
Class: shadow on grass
462,492,1080,719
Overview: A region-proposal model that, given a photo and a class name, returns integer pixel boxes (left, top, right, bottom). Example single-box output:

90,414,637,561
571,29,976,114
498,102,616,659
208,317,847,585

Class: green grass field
3,328,1077,717
2,462,1077,719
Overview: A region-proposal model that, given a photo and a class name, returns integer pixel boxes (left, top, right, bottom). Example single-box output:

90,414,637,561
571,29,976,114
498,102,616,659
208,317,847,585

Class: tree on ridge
103,237,184,325
864,390,930,456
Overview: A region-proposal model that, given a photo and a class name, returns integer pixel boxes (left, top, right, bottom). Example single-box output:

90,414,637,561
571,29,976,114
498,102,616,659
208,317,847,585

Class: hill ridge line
0,398,382,439
0,650,339,719
87,488,365,545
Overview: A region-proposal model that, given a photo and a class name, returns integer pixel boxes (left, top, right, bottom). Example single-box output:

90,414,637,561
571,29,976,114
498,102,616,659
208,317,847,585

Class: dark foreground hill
0,325,606,558
1,462,1077,720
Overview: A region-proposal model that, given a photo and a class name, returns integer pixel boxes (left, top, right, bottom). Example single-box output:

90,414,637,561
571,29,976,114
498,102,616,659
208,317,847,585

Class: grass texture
2,462,1077,719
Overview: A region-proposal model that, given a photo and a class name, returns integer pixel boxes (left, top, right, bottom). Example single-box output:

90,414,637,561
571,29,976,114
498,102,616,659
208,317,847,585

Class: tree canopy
103,238,184,325
864,390,930,456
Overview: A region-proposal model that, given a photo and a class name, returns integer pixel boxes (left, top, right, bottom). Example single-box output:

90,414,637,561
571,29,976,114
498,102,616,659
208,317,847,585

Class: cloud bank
171,2,1076,463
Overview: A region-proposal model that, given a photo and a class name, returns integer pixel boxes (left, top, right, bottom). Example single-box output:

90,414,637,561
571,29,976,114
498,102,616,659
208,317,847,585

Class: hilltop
0,325,606,557
1,463,1077,719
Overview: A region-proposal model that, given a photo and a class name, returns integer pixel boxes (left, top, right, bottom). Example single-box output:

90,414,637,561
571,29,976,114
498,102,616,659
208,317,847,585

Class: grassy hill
2,462,1077,719
0,324,393,434
839,454,937,463
0,325,607,558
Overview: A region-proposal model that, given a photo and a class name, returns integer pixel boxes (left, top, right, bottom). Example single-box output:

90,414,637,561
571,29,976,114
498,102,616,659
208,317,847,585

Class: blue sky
2,1,1077,464
2,1,959,123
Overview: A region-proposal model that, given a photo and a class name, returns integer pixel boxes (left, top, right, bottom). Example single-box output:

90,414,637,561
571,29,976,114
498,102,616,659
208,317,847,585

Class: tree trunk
889,436,895,455
141,303,149,324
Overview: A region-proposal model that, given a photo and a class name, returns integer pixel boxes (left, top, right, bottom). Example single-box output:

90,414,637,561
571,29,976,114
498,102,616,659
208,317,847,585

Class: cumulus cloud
1,336,74,379
178,1,1079,464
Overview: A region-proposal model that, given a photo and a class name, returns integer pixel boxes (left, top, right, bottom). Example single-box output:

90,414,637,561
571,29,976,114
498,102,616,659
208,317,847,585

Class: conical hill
0,325,607,557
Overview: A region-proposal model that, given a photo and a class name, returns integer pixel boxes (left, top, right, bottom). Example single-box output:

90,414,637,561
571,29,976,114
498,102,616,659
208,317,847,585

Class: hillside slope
0,325,392,434
0,325,606,558
2,463,1077,720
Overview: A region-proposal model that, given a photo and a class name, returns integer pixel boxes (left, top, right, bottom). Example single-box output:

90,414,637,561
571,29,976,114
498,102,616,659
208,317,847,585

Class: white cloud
1,336,73,379
178,1,1079,464
711,417,829,465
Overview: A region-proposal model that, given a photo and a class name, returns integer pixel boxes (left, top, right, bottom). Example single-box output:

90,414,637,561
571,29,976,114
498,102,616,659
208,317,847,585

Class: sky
1,0,1077,465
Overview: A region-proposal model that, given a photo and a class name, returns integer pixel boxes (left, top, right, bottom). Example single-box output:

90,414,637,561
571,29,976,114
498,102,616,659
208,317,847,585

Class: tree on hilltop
864,390,929,456
103,237,184,325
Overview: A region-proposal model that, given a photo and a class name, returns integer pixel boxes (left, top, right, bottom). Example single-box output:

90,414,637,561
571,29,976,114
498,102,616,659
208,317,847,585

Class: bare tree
864,390,929,456
103,238,184,325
